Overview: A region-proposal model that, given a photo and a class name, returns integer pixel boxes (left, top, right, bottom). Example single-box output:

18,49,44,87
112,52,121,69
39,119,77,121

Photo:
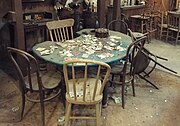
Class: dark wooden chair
127,28,177,90
133,47,177,89
7,47,62,126
166,11,180,45
109,36,147,109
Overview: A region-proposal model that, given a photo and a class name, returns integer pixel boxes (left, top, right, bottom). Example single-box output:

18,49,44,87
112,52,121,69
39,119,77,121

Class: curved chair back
124,36,147,78
108,19,129,34
46,18,74,42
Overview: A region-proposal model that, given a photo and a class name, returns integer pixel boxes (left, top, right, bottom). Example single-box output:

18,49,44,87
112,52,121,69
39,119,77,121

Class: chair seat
132,32,147,39
110,62,131,75
157,23,167,28
110,63,133,85
168,27,179,32
66,78,102,104
25,71,61,91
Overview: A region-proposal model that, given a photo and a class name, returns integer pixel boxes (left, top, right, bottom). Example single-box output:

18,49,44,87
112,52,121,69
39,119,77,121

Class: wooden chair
133,46,177,90
166,11,180,45
156,11,167,40
63,59,111,126
46,18,74,42
7,47,61,126
127,29,177,90
109,36,147,109
130,14,150,35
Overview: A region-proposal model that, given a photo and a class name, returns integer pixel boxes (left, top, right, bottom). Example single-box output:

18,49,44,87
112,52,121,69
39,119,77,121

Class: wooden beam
112,0,121,20
12,0,25,50
97,0,106,27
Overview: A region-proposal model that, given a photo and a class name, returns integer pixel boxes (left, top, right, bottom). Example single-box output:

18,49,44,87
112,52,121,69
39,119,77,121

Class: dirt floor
0,66,180,126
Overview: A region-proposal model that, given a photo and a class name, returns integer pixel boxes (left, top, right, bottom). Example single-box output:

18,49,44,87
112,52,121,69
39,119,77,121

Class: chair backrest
123,36,147,76
63,59,111,103
167,11,180,30
108,19,129,34
120,13,130,26
156,11,167,26
46,18,74,42
7,47,43,93
133,47,150,74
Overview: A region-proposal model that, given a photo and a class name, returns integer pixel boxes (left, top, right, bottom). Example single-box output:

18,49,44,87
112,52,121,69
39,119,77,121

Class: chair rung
70,116,96,120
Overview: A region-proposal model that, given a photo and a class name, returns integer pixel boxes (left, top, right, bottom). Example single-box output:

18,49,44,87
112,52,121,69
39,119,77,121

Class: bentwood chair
7,47,61,126
109,36,147,109
166,11,180,45
133,46,177,90
63,59,111,126
126,31,177,91
46,18,74,42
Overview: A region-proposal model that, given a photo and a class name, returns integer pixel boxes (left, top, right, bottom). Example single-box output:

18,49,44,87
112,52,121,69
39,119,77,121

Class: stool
130,15,150,34
130,15,150,42
147,14,158,41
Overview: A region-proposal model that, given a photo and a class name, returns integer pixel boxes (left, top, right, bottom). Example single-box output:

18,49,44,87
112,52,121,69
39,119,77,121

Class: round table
32,30,132,67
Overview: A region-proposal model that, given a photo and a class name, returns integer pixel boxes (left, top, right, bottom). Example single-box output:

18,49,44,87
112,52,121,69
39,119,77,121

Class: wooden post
112,0,121,20
12,0,25,50
97,0,106,27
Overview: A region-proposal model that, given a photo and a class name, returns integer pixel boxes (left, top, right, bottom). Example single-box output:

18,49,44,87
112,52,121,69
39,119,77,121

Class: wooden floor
0,40,180,126
0,65,180,126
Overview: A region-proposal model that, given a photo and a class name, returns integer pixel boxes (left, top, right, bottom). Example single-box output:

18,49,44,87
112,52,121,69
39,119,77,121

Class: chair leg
138,74,159,89
131,76,135,97
20,93,26,121
40,99,45,126
96,103,101,126
64,102,72,126
65,100,68,114
99,102,102,116
122,82,125,109
160,28,162,40
175,32,179,45
166,29,169,42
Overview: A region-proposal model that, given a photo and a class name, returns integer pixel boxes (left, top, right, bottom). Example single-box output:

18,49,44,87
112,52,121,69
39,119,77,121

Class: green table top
32,29,132,67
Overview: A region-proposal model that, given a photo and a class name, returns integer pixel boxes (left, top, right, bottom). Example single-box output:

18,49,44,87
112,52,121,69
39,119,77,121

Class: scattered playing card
56,42,67,48
110,35,121,40
40,50,50,55
104,46,114,50
36,47,46,51
82,54,89,58
116,46,126,51
66,40,75,43
97,52,114,59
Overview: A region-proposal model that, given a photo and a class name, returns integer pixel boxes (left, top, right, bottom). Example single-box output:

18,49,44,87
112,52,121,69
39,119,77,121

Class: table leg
102,83,108,107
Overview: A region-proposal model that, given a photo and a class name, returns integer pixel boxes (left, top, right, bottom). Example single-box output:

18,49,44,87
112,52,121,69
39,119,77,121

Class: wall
0,0,13,59
146,0,170,12
0,0,12,17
